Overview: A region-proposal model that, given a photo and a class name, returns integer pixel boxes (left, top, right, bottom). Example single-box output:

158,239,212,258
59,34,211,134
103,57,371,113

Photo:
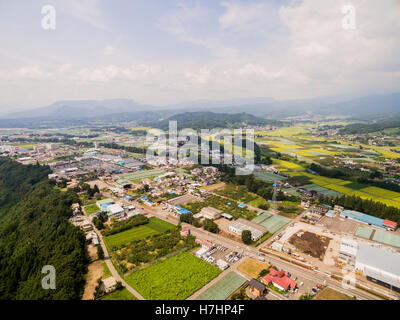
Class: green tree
241,230,253,244
203,219,220,234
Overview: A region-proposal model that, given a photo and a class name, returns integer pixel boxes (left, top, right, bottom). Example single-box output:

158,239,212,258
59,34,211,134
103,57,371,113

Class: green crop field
254,171,288,182
84,204,100,215
124,252,221,300
272,159,304,171
360,186,400,199
121,169,166,182
105,217,175,249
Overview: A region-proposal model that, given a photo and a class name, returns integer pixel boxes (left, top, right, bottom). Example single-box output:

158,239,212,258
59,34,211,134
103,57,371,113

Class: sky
0,0,399,111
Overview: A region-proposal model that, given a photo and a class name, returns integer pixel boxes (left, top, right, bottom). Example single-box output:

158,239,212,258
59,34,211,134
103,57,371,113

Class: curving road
88,217,145,300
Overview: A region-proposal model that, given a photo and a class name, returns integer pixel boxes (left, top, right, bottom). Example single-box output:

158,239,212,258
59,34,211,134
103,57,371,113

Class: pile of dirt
288,231,331,260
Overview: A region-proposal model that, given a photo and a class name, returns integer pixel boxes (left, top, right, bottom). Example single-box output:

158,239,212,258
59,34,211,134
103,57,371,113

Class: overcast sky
0,0,399,111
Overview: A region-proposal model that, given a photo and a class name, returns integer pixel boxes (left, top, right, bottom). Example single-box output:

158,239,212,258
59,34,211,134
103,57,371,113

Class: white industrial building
338,238,359,265
107,204,125,219
229,218,267,242
355,243,400,293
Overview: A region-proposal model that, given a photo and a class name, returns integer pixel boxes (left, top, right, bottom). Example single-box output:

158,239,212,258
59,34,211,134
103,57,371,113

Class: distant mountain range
2,99,151,119
0,92,399,128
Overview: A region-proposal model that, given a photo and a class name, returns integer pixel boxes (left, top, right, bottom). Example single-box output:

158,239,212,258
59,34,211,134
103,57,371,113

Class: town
1,122,399,301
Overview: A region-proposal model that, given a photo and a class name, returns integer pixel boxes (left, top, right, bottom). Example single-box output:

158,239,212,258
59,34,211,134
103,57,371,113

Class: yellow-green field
272,159,304,171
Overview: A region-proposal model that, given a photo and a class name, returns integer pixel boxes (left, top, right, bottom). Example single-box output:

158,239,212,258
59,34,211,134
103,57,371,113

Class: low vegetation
124,252,221,300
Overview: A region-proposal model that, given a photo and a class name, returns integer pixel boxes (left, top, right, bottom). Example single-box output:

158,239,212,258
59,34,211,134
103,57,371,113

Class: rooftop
356,244,400,277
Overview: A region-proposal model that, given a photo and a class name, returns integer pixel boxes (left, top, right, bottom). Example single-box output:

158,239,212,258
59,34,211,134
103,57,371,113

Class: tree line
0,158,87,300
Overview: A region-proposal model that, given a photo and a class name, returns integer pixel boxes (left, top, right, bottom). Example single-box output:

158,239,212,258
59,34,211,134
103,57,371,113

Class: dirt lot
168,194,199,205
201,182,226,191
319,216,358,235
289,231,331,260
87,179,111,191
82,260,104,300
314,287,353,300
87,244,98,261
237,258,270,278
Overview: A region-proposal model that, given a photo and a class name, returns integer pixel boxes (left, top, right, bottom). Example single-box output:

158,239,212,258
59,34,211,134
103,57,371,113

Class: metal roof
341,210,385,228
356,244,400,277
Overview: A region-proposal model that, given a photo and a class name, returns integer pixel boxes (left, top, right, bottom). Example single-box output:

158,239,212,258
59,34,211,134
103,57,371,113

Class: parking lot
319,216,359,235
195,243,244,270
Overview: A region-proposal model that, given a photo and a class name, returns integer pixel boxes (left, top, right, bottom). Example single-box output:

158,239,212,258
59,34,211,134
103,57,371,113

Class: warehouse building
355,244,400,293
229,218,267,241
338,238,359,265
198,207,222,220
340,210,397,231
107,204,125,219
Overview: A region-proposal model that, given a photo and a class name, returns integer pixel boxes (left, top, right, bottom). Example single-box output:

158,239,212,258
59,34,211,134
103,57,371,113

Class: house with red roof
261,268,297,292
383,220,398,231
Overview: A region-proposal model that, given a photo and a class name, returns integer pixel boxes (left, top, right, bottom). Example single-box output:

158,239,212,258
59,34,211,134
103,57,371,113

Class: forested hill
151,112,283,130
340,120,400,134
0,158,87,300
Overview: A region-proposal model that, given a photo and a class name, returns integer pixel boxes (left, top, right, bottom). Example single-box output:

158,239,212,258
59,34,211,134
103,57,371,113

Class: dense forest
151,112,283,130
340,120,400,134
0,158,87,300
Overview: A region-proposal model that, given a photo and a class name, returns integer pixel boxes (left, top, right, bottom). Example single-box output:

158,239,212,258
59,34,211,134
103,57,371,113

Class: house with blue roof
175,206,192,215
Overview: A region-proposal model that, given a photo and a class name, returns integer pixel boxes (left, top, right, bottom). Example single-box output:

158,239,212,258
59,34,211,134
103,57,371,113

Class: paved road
87,217,146,300
113,201,384,300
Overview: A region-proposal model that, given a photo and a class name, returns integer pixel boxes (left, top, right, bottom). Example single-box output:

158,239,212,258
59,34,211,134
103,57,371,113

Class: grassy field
124,252,221,300
314,288,353,300
237,258,270,278
104,217,176,249
84,204,100,215
101,288,138,300
101,261,113,279
121,169,166,182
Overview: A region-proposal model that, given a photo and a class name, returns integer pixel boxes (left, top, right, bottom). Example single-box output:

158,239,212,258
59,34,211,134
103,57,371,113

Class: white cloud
15,66,52,80
74,64,161,83
104,46,115,56
57,0,109,30
219,1,277,31
185,67,211,84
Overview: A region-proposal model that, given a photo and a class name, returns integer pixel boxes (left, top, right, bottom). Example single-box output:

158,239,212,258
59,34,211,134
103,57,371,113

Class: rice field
359,187,400,199
272,159,304,171
254,171,288,182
